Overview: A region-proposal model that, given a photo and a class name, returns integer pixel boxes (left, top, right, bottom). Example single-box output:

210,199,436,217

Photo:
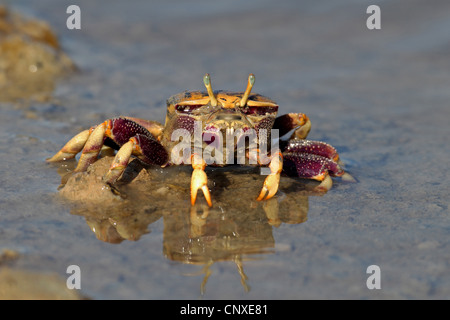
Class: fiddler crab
47,74,352,207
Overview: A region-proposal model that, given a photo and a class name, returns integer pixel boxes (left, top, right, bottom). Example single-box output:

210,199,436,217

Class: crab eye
175,104,204,113
242,106,278,115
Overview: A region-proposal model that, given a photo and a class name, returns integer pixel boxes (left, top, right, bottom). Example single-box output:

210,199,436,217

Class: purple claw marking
174,115,196,133
134,134,168,165
283,152,344,179
284,139,339,161
110,117,155,145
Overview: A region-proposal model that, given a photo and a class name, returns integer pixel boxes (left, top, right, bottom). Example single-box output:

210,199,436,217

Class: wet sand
0,0,449,299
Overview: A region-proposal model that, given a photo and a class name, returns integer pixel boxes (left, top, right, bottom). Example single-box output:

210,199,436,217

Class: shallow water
1,0,449,299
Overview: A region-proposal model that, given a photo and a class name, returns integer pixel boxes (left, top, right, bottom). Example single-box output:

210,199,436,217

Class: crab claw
273,113,311,139
191,169,212,207
314,173,333,192
190,154,212,207
257,173,281,201
257,151,282,201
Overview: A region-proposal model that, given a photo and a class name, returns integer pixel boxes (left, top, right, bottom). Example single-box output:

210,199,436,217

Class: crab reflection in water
58,156,320,293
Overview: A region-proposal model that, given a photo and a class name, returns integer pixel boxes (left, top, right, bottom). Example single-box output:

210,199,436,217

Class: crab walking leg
103,139,135,184
256,151,283,201
190,153,212,207
74,122,107,172
46,129,90,162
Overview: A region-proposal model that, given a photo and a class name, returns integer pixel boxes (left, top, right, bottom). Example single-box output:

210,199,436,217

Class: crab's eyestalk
203,73,218,107
240,73,255,107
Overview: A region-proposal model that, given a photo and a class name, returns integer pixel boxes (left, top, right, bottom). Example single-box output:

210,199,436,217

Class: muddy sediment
0,5,75,102
0,250,84,299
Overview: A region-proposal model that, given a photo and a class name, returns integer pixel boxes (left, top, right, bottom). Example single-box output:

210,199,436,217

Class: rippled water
1,0,449,299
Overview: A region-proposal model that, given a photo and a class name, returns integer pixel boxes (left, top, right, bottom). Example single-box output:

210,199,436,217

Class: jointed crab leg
47,117,168,183
190,153,212,207
46,129,90,162
256,151,283,201
103,137,135,184
74,122,107,172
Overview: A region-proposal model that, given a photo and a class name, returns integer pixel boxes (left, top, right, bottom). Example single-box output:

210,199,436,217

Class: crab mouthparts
215,113,243,121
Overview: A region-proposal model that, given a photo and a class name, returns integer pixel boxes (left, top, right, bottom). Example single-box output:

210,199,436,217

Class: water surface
1,0,449,299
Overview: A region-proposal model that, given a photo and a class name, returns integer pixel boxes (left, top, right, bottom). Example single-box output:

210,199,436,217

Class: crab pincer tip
341,172,357,183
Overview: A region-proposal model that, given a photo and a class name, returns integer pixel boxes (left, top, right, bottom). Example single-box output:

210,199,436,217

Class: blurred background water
0,0,449,299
